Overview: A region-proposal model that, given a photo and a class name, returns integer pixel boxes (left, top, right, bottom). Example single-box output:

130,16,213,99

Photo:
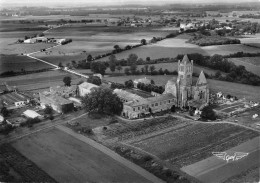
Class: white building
23,110,42,119
78,82,99,97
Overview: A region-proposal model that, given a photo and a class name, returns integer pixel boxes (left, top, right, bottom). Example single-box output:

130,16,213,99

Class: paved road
181,136,260,183
56,125,165,183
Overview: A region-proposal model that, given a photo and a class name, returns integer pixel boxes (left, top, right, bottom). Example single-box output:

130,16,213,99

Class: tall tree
87,76,102,86
90,62,107,75
87,54,93,62
109,54,116,73
116,65,122,73
82,88,123,115
63,76,71,86
141,39,147,45
149,65,155,74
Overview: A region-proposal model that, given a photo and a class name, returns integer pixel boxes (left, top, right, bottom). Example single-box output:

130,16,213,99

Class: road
56,125,165,183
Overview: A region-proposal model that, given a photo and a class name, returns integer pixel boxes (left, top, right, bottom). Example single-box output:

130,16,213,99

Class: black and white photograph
0,0,260,182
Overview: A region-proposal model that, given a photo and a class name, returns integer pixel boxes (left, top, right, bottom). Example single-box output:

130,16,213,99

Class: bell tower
177,55,193,87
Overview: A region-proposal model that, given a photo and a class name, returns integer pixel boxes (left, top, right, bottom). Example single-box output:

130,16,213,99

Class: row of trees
137,82,165,94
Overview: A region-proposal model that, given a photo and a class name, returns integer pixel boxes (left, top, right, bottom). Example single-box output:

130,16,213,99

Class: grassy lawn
105,75,260,102
12,128,149,183
131,123,259,167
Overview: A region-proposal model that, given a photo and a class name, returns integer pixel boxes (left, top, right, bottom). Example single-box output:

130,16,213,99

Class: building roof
181,55,191,64
125,93,175,107
23,110,41,119
50,85,77,95
147,93,175,103
196,71,207,86
79,82,99,90
113,89,145,102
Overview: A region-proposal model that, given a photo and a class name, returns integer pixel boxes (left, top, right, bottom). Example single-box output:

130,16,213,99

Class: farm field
105,75,260,101
228,57,260,76
181,136,260,183
223,165,260,183
201,44,260,56
130,123,259,167
96,40,208,61
0,144,56,182
0,70,84,91
12,128,150,183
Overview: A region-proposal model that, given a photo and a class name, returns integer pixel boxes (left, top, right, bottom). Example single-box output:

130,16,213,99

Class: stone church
164,55,209,109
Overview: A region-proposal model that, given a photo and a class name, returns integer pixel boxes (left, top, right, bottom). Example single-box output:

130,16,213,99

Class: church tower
176,55,193,108
177,55,193,86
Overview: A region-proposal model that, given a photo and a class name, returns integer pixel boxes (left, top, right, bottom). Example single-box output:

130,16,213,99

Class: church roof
196,71,207,86
181,54,191,64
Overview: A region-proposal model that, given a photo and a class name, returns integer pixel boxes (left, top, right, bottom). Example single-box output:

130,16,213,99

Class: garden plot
130,123,259,168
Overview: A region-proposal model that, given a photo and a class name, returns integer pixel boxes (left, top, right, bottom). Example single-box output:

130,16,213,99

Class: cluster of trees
82,88,123,115
188,34,240,46
87,76,102,86
224,51,260,58
137,82,165,94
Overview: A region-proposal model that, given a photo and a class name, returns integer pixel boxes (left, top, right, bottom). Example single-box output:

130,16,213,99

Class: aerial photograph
0,0,259,182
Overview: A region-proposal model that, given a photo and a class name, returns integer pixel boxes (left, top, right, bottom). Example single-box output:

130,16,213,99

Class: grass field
201,44,260,56
0,70,85,91
105,75,260,101
12,128,150,183
130,123,259,167
228,57,260,76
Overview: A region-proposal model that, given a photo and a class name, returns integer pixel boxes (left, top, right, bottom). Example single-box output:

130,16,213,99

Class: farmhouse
78,82,99,97
164,55,209,110
39,92,74,113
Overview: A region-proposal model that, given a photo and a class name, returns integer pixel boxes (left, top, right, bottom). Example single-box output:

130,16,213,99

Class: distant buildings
24,37,47,44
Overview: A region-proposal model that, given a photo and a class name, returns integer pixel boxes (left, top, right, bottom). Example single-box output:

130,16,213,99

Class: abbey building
164,54,209,109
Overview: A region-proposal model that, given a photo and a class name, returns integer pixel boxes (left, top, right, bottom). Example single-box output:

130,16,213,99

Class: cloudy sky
0,0,259,7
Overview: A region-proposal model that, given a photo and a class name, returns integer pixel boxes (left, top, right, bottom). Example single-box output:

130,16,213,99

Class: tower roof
181,55,191,64
196,71,207,86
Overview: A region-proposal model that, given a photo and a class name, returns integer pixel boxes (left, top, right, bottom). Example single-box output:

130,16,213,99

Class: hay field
105,75,260,101
12,128,149,183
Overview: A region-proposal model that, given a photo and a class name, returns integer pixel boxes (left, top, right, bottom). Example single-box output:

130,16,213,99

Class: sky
0,0,259,7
